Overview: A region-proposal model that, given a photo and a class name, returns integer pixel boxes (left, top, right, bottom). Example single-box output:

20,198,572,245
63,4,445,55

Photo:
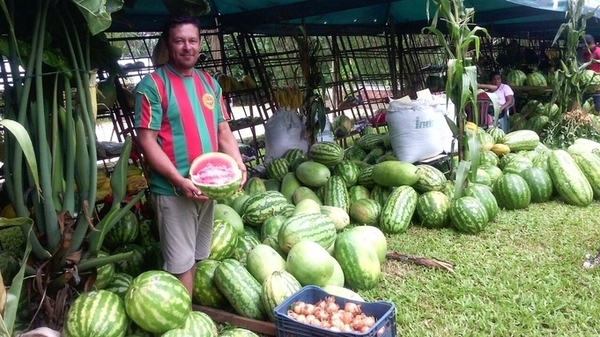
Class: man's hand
180,178,210,201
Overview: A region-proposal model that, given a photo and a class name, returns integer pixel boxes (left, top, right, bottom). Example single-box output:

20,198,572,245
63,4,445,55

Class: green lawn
361,200,600,336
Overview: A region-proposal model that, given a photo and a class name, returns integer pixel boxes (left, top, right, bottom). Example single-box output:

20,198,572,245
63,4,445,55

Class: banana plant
0,0,146,330
423,0,494,164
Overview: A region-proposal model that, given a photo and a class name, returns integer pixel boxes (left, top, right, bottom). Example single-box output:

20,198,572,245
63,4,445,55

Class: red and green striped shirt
134,63,228,196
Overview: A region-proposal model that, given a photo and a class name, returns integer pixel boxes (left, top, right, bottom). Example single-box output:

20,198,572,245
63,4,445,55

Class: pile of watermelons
6,111,600,336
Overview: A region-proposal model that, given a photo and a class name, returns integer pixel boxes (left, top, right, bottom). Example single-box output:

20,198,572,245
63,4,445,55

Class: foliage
548,0,595,112
542,106,600,149
0,0,142,332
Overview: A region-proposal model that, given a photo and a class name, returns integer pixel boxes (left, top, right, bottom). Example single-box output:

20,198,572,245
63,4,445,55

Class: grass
359,200,600,336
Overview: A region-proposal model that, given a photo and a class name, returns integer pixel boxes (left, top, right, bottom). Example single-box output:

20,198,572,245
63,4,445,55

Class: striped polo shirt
134,63,228,196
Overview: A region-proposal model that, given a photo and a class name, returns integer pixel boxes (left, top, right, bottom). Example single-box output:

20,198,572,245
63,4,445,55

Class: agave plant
0,0,144,332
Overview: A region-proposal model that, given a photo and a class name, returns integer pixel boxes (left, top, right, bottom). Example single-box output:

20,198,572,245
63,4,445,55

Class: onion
304,304,316,316
360,325,371,333
325,298,340,314
363,315,376,327
316,299,327,309
340,311,354,325
308,317,322,327
295,314,307,323
314,308,330,321
293,301,306,315
344,302,361,315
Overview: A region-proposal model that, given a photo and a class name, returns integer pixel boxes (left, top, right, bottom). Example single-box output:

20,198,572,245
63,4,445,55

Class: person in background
134,15,247,297
583,34,600,112
477,71,514,133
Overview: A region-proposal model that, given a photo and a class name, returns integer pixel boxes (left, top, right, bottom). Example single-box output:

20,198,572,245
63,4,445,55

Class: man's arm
137,128,203,199
217,121,247,187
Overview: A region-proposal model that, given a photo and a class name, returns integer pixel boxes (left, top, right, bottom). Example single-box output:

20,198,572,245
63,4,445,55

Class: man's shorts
150,194,215,274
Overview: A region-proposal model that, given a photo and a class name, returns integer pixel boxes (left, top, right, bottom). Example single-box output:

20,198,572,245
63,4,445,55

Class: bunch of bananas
272,86,304,111
215,73,257,94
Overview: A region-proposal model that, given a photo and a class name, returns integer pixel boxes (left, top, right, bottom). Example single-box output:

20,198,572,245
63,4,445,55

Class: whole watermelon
125,271,191,334
63,290,129,337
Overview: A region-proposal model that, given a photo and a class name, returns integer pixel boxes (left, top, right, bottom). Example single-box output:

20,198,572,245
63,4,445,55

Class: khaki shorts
150,194,215,274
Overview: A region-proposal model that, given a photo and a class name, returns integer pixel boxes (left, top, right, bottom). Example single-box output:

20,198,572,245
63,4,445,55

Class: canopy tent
108,0,600,37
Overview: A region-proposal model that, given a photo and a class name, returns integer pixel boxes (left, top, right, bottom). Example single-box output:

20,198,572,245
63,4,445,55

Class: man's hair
161,15,201,41
489,71,501,81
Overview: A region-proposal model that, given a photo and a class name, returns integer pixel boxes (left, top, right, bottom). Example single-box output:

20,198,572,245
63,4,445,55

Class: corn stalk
423,0,491,163
0,0,140,331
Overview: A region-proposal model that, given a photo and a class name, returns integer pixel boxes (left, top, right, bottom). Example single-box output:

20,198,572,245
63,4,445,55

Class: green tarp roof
108,0,600,37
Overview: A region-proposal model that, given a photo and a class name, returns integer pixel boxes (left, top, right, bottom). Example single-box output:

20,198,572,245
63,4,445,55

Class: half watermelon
190,152,242,200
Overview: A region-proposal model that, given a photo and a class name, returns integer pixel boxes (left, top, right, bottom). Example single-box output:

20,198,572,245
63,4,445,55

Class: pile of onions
286,296,378,333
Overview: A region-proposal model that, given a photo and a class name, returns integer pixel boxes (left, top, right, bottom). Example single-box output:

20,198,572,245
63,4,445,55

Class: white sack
386,98,444,163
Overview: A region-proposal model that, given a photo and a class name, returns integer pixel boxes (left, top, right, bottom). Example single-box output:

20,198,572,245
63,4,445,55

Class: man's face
589,41,596,50
166,23,201,74
491,75,502,86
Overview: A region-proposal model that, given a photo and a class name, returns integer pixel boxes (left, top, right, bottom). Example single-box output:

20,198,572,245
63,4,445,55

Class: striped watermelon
242,191,290,226
125,271,191,334
413,164,447,193
308,141,344,167
571,151,600,199
104,272,133,298
214,259,266,320
355,133,386,151
243,177,266,195
450,196,489,234
94,251,115,289
283,148,305,164
278,213,337,253
332,160,360,187
506,69,527,87
356,166,376,189
161,328,193,336
379,185,418,234
492,173,531,210
104,210,139,249
63,290,128,337
208,219,238,261
344,146,367,161
322,176,350,212
260,215,287,241
349,199,381,226
416,191,451,229
548,150,593,206
181,311,218,336
112,243,147,278
525,71,548,86
192,259,229,308
233,234,262,265
266,157,290,182
465,184,499,221
347,185,370,204
334,228,381,291
518,167,554,203
370,184,393,206
261,270,302,321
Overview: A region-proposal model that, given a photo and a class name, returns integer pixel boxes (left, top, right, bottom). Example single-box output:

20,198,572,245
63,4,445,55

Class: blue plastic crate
274,285,396,337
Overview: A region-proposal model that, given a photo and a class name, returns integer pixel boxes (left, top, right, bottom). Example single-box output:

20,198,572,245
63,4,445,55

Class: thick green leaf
0,120,39,193
71,0,124,35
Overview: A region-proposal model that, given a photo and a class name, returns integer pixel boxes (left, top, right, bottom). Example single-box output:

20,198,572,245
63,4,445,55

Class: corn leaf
453,160,470,200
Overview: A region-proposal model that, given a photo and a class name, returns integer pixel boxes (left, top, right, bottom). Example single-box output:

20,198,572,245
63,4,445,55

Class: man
583,34,600,111
134,15,247,296
478,71,514,132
